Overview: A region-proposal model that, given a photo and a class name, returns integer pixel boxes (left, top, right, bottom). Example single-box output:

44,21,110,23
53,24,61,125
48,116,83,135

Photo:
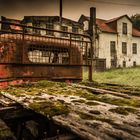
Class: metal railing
0,21,93,81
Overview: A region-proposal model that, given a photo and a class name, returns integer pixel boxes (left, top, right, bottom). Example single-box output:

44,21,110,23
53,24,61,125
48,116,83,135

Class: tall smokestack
60,0,63,24
88,7,96,37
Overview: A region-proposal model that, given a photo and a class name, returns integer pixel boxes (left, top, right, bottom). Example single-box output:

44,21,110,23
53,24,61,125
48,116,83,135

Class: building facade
22,16,83,39
79,15,140,69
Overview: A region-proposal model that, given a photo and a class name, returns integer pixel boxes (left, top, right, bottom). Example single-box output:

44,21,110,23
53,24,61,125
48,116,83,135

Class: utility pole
88,7,96,81
59,0,63,24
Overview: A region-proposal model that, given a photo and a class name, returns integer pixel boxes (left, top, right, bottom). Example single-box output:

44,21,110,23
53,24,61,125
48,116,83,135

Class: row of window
122,61,136,67
33,23,79,37
122,22,127,34
111,60,137,68
110,41,137,55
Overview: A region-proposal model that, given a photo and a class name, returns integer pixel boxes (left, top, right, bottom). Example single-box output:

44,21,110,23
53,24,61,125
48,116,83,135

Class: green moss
2,80,140,109
58,82,67,88
109,107,138,115
102,97,140,108
81,93,140,108
29,100,70,117
37,80,57,87
81,94,98,100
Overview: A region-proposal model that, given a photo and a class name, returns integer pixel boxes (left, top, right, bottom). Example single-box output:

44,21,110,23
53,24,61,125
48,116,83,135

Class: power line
83,0,140,7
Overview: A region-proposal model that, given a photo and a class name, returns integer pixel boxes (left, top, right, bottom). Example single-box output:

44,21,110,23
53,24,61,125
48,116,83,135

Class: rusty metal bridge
0,21,93,85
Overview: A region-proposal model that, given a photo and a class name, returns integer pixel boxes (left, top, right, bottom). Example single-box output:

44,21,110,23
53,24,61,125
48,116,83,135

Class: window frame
110,41,116,56
122,22,127,35
132,43,137,54
122,42,127,55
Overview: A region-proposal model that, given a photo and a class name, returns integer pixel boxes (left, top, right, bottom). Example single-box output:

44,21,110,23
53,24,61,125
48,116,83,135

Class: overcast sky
0,0,140,21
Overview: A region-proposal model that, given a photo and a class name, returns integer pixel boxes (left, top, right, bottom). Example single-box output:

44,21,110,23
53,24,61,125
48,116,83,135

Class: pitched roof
80,15,140,37
96,19,116,33
105,15,132,24
132,28,140,37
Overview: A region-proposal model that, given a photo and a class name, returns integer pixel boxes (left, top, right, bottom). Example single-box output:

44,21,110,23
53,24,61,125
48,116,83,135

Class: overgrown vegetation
83,67,140,87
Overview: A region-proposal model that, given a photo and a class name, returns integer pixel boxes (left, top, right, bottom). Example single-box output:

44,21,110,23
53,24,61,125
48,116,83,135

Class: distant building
79,15,140,69
22,16,83,39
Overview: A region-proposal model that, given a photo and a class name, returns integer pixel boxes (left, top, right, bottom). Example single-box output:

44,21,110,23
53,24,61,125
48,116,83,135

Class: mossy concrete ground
1,80,140,140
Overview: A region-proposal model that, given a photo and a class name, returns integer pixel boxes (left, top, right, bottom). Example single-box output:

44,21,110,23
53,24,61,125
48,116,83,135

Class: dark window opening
110,41,116,56
132,43,137,54
46,23,54,36
61,26,68,37
123,61,126,67
122,42,127,54
28,45,69,64
122,23,127,34
133,61,136,67
72,27,78,33
72,26,80,39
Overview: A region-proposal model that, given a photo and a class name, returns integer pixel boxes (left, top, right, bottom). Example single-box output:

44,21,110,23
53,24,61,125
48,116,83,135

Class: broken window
122,42,127,54
46,23,54,36
122,23,127,34
110,41,116,56
132,43,137,54
28,45,69,64
61,26,68,37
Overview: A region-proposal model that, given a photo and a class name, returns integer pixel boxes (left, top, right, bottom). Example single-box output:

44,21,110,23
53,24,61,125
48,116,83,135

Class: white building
79,15,140,69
